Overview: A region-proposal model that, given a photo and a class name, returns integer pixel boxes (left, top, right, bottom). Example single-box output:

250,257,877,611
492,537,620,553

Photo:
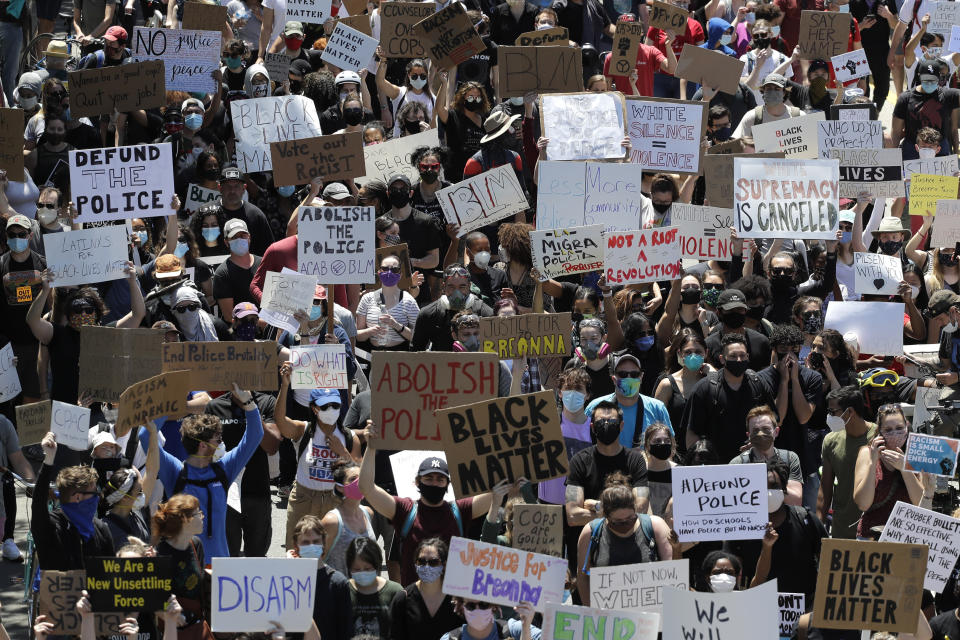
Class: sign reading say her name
904,433,960,477
321,21,378,73
817,120,883,159
672,463,767,542
879,501,960,592
44,226,129,287
290,344,349,389
132,28,221,93
779,593,805,639
497,46,583,98
69,60,165,118
513,504,563,556
84,556,173,612
39,570,125,635
285,0,332,24
831,48,871,83
854,252,903,296
626,97,706,174
932,200,960,247
604,227,682,286
479,313,572,359
231,96,323,173
0,343,20,403
271,133,365,186
70,144,175,223
542,602,659,640
380,2,433,58
211,558,319,632
589,559,689,629
439,165,528,236
798,11,850,60
830,148,904,198
663,581,779,640
413,2,485,68
752,111,825,159
529,225,604,278
824,301,904,356
540,92,626,161
297,206,375,283
670,204,733,260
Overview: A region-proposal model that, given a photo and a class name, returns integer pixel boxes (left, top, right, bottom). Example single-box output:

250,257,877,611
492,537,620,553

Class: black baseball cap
417,456,450,478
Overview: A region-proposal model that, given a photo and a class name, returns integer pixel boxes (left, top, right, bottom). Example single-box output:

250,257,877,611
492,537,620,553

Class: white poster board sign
779,593,806,639
830,49,871,83
817,120,884,159
584,163,646,233
753,111,825,159
931,3,960,37
439,165,528,236
321,22,378,73
43,226,129,287
389,450,455,501
931,200,960,248
52,401,91,451
132,27,222,93
853,252,903,296
211,558,319,632
529,225,604,278
626,97,705,174
536,161,587,231
670,204,733,260
662,581,779,640
297,206,376,284
231,96,323,173
951,25,960,54
0,343,21,402
184,183,220,214
824,301,904,355
604,227,682,286
359,129,439,186
831,148,905,199
672,463,767,542
290,344,349,389
903,155,960,182
541,602,659,640
541,92,625,161
589,559,688,631
260,271,319,334
70,144,175,223
284,0,333,24
879,501,960,593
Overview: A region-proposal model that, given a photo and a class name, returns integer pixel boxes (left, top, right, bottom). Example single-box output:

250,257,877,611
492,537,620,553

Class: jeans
802,471,820,512
0,21,22,106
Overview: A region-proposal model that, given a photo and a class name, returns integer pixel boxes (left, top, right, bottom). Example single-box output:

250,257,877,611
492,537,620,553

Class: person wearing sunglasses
34,187,69,241
704,288,773,373
356,254,421,352
411,146,452,226
585,354,672,450
169,285,229,342
376,54,435,139
442,599,537,640
436,80,489,183
391,538,463,640
410,263,493,352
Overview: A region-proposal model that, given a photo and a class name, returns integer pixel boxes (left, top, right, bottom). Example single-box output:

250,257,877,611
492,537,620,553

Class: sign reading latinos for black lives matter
529,225,604,278
672,463,768,542
132,27,221,93
231,96,323,173
830,148,904,198
604,227,682,286
626,97,706,174
879,501,960,593
44,225,129,287
70,144,175,223
734,157,839,239
297,206,375,284
439,165,528,236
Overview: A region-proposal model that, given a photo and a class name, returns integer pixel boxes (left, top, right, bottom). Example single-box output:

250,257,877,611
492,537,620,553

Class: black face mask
289,80,303,94
403,120,422,134
724,359,749,377
389,190,410,208
721,312,746,328
420,170,439,184
880,240,903,255
681,289,701,305
746,305,765,320
652,202,671,214
417,481,447,504
770,274,793,290
940,252,959,267
343,108,364,126
592,418,622,445
648,443,672,461
464,100,483,112
753,37,770,49
200,166,219,180
45,133,64,146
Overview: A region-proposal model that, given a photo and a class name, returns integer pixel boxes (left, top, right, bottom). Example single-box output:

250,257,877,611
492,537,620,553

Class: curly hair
452,81,490,114
65,287,109,323
396,101,430,128
410,145,450,167
497,222,533,267
180,414,223,455
303,70,338,113
189,204,228,254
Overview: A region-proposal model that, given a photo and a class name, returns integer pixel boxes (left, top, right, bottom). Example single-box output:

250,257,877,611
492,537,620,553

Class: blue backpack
399,501,463,539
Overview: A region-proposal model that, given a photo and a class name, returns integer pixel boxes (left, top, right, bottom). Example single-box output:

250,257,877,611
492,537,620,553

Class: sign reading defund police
70,144,174,223
672,463,768,542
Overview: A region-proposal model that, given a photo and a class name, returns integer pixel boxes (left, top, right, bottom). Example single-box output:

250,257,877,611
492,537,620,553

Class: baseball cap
103,26,128,42
233,301,259,318
309,388,341,407
224,218,249,239
181,98,205,114
761,73,787,88
839,209,856,224
613,353,641,371
417,456,450,478
387,174,412,189
918,63,940,81
151,319,181,334
717,288,748,311
5,214,30,230
928,289,960,315
284,21,304,36
154,254,184,280
220,166,244,182
322,183,352,201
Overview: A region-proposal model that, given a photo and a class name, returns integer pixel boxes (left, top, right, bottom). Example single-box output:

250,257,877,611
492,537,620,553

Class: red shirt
249,234,349,309
392,496,475,585
646,19,705,77
603,43,666,97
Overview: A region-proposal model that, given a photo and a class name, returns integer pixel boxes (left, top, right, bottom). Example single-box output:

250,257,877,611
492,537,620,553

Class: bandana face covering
61,494,99,540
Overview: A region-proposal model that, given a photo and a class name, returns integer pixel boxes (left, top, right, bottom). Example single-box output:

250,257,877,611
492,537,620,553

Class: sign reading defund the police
297,206,375,284
733,157,839,240
70,144,175,223
672,463,767,542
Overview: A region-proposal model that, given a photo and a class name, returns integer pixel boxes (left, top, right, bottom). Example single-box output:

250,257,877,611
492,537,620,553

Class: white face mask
132,493,147,509
925,47,942,59
767,489,784,512
537,22,555,29
212,441,226,462
316,407,340,425
473,251,491,269
252,83,268,97
918,147,937,159
826,408,847,432
20,95,38,110
910,284,921,299
37,208,59,225
709,574,736,593
944,320,959,334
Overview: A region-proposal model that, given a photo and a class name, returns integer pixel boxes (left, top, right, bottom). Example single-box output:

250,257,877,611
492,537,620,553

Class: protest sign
116,370,192,436
798,11,850,60
0,109,23,176
290,344,349,389
824,300,904,355
437,390,567,498
443,536,567,611
285,0,332,23
515,26,569,45
541,602,659,640
69,60,165,118
733,157,839,239
51,401,91,451
812,538,927,632
675,44,746,95
370,352,499,450
903,155,960,181
161,342,279,392
413,3,485,68
321,21,379,72
702,152,784,208
585,163,649,232
380,2,434,58
332,14,373,36
604,227,682,286
375,244,412,289
529,225,604,278
830,48,871,83
903,433,960,477
672,463,767,542
513,504,563,556
79,326,163,402
39,570,125,635
360,128,439,186
670,204,734,260
439,165,528,236
879,501,960,593
817,120,883,159
830,148,904,198
43,225,129,287
540,92,626,161
182,1,227,30
0,343,19,403
15,401,51,446
663,581,779,640
479,313,572,359
272,132,364,185
389,450,455,500
752,111,825,159
590,559,689,629
608,21,647,74
648,0,690,34
831,103,878,121
132,27,221,93
910,174,960,216
297,206,375,283
932,200,960,247
497,46,583,97
70,144,174,223
779,593,805,639
231,95,323,173
930,3,960,37
536,161,587,230
184,182,220,213
260,270,319,333
263,52,289,82
626,97,706,174
912,385,941,431
84,556,173,612
951,25,960,53
212,558,319,632
854,252,902,296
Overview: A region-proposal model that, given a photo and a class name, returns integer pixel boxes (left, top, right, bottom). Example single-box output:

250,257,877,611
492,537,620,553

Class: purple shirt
539,415,592,504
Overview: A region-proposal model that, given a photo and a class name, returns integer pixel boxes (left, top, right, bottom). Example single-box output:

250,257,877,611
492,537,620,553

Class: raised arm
358,421,398,520
26,271,54,345
116,262,146,328
275,363,308,441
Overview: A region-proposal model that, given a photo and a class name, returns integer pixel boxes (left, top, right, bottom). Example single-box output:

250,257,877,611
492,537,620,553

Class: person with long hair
390,538,463,640
655,329,713,448
656,273,716,345
620,312,666,398
189,204,229,258
320,459,375,576
495,222,564,313
356,253,420,352
101,421,160,550
346,537,403,639
436,80,490,182
806,328,857,392
410,146,452,225
376,56,435,137
641,423,678,518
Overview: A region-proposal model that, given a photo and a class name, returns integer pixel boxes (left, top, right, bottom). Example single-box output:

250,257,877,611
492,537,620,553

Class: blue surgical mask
133,230,148,245
62,107,72,122
770,25,780,37
744,11,755,22
561,390,586,412
310,304,324,320
201,227,220,242
277,184,296,197
921,80,939,94
840,230,852,244
7,237,28,252
229,238,249,255
634,336,655,352
185,113,203,131
299,543,324,558
174,242,189,258
720,34,733,45
353,570,378,586
682,353,705,371
508,96,524,106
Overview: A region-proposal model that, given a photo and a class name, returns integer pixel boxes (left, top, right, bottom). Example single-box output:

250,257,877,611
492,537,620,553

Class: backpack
172,462,228,538
706,369,769,421
581,514,656,575
295,420,354,465
753,104,802,126
399,500,463,539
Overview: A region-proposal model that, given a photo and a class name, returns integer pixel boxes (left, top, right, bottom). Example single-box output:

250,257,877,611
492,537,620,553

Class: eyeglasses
36,202,57,210
410,73,427,80
416,557,442,567
702,283,723,290
419,162,441,171
445,267,469,278
616,370,642,378
317,403,341,411
463,602,493,611
174,303,201,313
7,231,28,239
380,266,402,274
465,96,482,103
189,510,203,519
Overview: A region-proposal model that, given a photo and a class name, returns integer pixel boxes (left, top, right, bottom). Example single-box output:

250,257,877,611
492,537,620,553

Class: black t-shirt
705,327,771,372
49,323,83,404
444,110,486,182
469,266,508,307
219,202,275,257
583,362,616,402
456,36,498,100
411,181,451,225
755,364,823,472
931,609,960,640
785,80,835,113
0,251,45,344
212,256,262,306
566,445,649,501
893,87,960,151
395,209,444,262
205,391,276,497
489,2,538,45
65,122,104,150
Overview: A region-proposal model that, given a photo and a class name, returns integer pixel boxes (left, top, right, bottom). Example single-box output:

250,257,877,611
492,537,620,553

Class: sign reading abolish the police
733,157,839,239
478,313,572,359
84,556,173,612
672,463,767,542
437,390,568,499
297,206,375,283
70,144,175,223
541,601,659,640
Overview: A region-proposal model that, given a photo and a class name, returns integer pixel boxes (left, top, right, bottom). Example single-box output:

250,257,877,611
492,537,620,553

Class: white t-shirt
390,86,435,138
898,0,934,31
295,427,346,490
261,0,287,50
739,49,793,104
905,54,959,88
733,105,795,140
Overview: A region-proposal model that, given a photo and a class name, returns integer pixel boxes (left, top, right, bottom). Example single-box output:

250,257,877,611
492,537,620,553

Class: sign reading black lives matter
70,144,175,223
297,206,376,284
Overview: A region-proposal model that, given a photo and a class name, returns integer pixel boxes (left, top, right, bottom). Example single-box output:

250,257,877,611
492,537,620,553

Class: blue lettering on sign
217,574,314,614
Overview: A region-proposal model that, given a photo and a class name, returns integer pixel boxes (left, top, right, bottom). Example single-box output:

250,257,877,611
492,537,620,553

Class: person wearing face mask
451,231,508,306
332,92,370,137
489,0,538,45
289,514,352,640
871,216,909,260
190,205,228,259
411,146,453,226
640,174,679,228
215,166,275,257
892,63,958,159
212,219,262,321
410,265,491,352
287,59,310,97
739,21,792,104
345,536,403,639
322,71,375,135
570,319,616,399
769,51,837,113
222,38,249,91
729,275,772,336
907,218,959,299
792,296,824,362
701,18,737,57
386,174,444,305
704,289,772,372
436,81,489,183
30,187,69,252
620,313,666,397
696,551,742,593
320,459,376,576
731,73,801,142
396,101,431,138
640,424,678,517
763,251,812,324
832,197,874,301
390,538,464,640
169,285,231,342
654,330,714,447
730,406,803,503
243,64,273,99
14,72,43,118
25,116,74,195
356,254,420,352
449,311,514,396
585,354,672,450
903,19,959,92
102,450,158,551
932,291,960,380
377,55,435,139
441,599,538,640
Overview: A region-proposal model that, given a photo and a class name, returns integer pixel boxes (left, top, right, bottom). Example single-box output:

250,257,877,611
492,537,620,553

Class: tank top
594,521,656,568
326,507,375,576
647,468,673,518
295,427,347,491
857,460,908,538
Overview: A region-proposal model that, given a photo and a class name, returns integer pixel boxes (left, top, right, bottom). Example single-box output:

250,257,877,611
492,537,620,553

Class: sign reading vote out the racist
529,226,604,278
830,148,904,198
626,97,706,174
879,501,960,593
903,433,960,477
478,313,572,359
590,559,689,630
540,92,625,161
672,463,768,542
439,165,528,236
297,206,375,283
271,132,365,185
541,602,659,640
44,226,129,288
70,144,175,223
436,390,568,499
604,227,682,285
854,252,903,296
84,556,172,612
512,504,563,556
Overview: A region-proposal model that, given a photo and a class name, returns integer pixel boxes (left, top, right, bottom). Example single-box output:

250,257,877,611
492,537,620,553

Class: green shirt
822,421,877,539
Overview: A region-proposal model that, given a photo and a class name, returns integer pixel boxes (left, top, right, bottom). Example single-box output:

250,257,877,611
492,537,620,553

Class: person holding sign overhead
603,14,677,97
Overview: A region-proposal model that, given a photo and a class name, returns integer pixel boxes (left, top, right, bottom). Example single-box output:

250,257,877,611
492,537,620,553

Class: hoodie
703,18,736,57
243,63,273,98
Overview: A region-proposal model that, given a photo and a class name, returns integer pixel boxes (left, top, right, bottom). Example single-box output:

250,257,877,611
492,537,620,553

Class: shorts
36,0,63,22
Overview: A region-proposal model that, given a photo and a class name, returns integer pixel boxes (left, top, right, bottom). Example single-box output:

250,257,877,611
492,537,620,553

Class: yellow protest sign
910,173,960,216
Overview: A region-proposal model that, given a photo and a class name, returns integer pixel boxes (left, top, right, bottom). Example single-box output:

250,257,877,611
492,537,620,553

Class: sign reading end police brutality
298,206,375,283
70,144,174,223
672,463,768,542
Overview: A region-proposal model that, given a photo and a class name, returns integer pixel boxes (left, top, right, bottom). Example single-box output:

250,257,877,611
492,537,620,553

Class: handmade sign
932,200,960,247
390,450,455,500
331,14,373,36
702,152,784,208
439,165,528,236
951,25,960,53
413,2,485,68
604,227,682,286
670,204,734,260
830,148,904,198
626,97,706,174
930,3,960,38
912,385,941,431
536,161,587,230
831,103,878,121
0,343,19,403
812,538,927,632
479,313,572,359
321,21,378,73
903,155,960,181
116,370,192,436
0,109,23,176
211,558,319,632
540,92,625,161
831,48,870,83
84,556,173,612
260,270,319,333
513,504,563,556
910,174,960,216
285,0,332,23
360,128,439,186
608,21,647,75
436,390,567,498
590,559,689,629
879,501,960,593
648,0,690,34
497,46,583,98
44,225,128,287
752,111,825,159
182,1,227,30
733,157,839,239
231,95,323,173
529,225,604,278
854,252,903,296
824,301,903,356
541,602,659,640
132,27,221,93
184,183,220,213
442,536,567,611
161,342,279,392
263,52,289,82
68,60,165,118
672,463,767,542
904,433,960,477
779,593,805,640
798,11,850,60
817,120,883,159
79,326,163,402
297,205,375,283
662,581,779,640
290,344,349,389
375,244,413,289
51,401,92,451
370,352,499,450
380,2,434,58
39,570,126,635
515,26,568,46
15,401,51,446
70,144,174,223
675,45,746,95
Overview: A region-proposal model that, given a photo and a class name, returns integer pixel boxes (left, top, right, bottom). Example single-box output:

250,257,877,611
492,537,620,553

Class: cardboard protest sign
0,343,19,403
389,450,455,501
439,165,528,236
932,200,960,247
530,225,604,278
824,301,904,356
84,556,173,612
497,46,583,98
513,504,563,556
260,270,319,333
375,244,413,289
184,182,220,213
437,390,568,498
442,536,567,611
590,559,689,629
817,120,883,159
321,21,379,72
702,152,784,208
752,111,825,159
132,27,221,93
670,204,734,260
903,155,960,181
212,558,319,632
51,401,91,451
15,401,51,446
182,1,227,30
910,174,960,216
370,352,499,450
830,148,904,198
70,144,174,223
930,3,960,38
69,60,165,118
380,2,434,58
648,0,690,34
608,21,647,75
263,52,289,82
854,252,903,296
413,2,485,68
271,133,365,186
285,0,332,23
903,433,960,477
515,26,568,46
912,385,941,431
161,342,279,392
675,45,746,95
798,11,850,60
290,344,349,389
812,538,927,632
332,14,373,36
733,157,839,239
541,92,626,161
662,581,779,640
297,205,376,283
479,313,572,359
779,593,806,639
604,227,682,286
39,570,126,635
0,109,23,176
231,96,323,173
116,370,192,436
43,225,129,287
536,161,587,230
360,128,439,186
626,97,706,174
672,463,767,542
541,602,659,640
879,501,960,593
79,326,163,402
831,48,870,83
